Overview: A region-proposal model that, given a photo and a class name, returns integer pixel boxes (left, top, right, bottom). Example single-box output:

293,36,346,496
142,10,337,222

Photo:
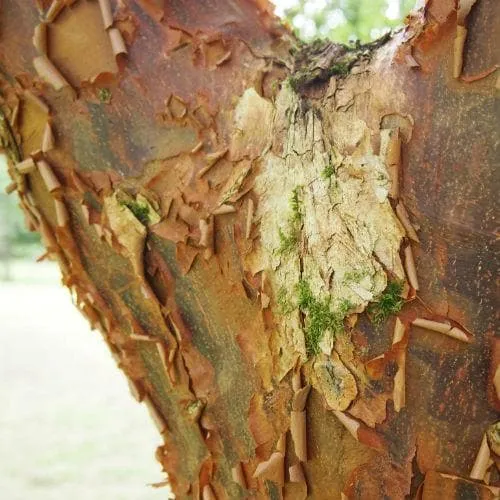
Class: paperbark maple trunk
1,0,499,498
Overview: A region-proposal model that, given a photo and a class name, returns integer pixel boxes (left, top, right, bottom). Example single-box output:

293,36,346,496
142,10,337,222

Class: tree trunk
1,0,498,498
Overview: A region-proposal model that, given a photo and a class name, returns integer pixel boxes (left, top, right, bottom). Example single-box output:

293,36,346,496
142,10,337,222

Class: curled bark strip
15,158,36,174
9,101,20,127
202,484,217,500
405,54,420,68
494,366,500,401
33,23,47,54
453,26,467,79
403,244,419,291
289,463,306,483
216,51,232,66
412,318,471,343
54,199,69,227
392,318,406,412
253,452,285,486
445,327,471,343
412,318,452,334
37,160,61,192
45,0,64,23
292,384,311,411
291,410,307,462
190,141,204,154
212,204,235,215
396,202,419,242
129,333,156,342
24,90,49,115
4,181,16,194
197,149,227,178
156,342,169,374
42,122,55,152
458,0,478,24
276,433,286,454
380,128,401,198
470,434,491,480
108,28,127,56
245,198,254,239
80,203,90,224
33,55,71,92
231,462,247,489
98,0,113,29
292,371,302,392
199,216,214,260
143,395,168,434
333,410,360,440
461,65,499,83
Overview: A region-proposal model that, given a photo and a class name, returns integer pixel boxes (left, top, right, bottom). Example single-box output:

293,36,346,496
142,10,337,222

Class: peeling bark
0,0,499,498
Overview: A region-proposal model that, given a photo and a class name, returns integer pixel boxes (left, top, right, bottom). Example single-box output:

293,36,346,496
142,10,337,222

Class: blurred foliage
284,0,415,43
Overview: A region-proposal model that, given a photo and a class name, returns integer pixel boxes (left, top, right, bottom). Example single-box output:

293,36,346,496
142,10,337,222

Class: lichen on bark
247,79,405,378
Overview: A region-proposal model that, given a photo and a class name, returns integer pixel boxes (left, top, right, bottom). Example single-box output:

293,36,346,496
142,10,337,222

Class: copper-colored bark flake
4,181,17,195
396,202,419,242
392,317,406,412
108,28,127,56
230,88,273,161
470,433,491,480
104,191,146,276
231,462,247,489
412,318,471,343
453,26,468,79
33,55,71,91
37,160,61,192
380,128,401,199
292,384,311,411
98,0,114,29
46,0,118,86
45,0,65,23
54,199,69,227
252,452,285,486
403,244,419,291
23,90,49,115
290,410,307,462
333,410,360,440
41,122,55,152
245,198,254,239
289,463,306,483
202,484,217,500
33,23,48,54
15,158,36,175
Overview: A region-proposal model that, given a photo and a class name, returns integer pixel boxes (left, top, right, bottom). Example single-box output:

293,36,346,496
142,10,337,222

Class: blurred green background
0,2,414,499
280,0,414,42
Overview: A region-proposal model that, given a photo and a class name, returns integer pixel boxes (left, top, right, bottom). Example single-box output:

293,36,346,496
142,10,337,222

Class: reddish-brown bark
0,0,498,498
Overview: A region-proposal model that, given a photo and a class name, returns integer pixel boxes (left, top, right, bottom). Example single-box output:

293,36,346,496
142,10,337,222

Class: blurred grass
0,276,173,500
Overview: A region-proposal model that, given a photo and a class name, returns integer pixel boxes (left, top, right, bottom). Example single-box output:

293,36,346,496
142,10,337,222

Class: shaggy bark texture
1,0,499,498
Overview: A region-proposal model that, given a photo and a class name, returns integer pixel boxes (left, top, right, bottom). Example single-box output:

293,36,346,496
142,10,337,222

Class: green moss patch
276,187,303,255
121,199,150,225
368,280,404,325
